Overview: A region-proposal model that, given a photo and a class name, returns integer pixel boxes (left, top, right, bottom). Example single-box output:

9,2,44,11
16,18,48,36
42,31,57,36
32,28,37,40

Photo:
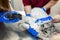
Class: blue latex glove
35,16,53,25
26,14,31,17
27,26,38,38
0,11,8,22
0,11,20,23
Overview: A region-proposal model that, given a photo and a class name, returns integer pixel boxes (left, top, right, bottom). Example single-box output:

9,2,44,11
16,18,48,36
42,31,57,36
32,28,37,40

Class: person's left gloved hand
0,11,21,23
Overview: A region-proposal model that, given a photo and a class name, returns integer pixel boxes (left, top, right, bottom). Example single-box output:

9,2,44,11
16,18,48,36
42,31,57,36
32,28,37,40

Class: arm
9,3,14,11
44,0,58,10
23,0,31,14
10,4,14,11
9,0,14,11
24,5,31,14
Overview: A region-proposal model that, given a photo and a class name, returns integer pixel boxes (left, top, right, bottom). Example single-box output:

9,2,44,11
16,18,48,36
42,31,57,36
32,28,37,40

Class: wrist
26,13,31,17
42,7,46,11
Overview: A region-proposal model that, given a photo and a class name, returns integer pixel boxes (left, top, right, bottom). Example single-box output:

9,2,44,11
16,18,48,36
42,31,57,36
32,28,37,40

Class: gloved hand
4,11,22,20
35,16,53,25
0,11,21,23
26,22,40,38
27,26,39,37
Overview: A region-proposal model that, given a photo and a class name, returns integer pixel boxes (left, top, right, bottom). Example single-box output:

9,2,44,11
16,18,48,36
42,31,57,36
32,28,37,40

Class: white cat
3,8,56,40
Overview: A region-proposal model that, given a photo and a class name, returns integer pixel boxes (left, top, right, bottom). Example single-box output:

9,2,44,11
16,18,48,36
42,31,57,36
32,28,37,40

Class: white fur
1,8,56,40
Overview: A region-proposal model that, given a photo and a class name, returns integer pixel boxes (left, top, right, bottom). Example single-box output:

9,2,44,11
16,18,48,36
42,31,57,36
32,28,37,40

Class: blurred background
10,0,24,11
